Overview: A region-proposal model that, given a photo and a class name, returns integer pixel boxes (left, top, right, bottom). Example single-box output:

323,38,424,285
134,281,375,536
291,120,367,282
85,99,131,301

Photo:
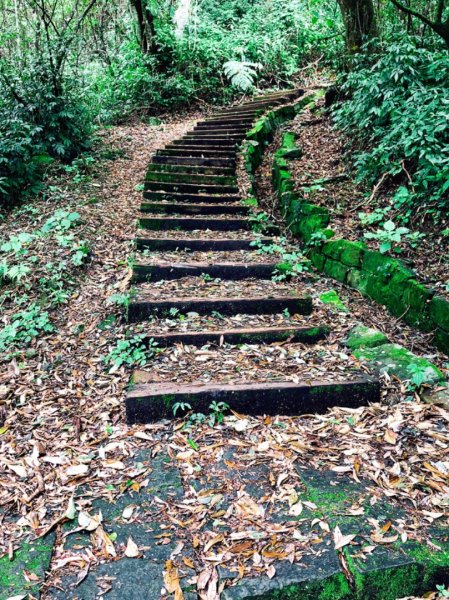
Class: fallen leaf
125,537,140,558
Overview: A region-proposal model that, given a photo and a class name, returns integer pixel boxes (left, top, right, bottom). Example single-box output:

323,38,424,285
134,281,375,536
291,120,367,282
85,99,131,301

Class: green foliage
41,210,81,234
0,304,54,352
334,36,449,219
364,220,410,254
106,334,159,368
172,400,230,428
223,60,262,91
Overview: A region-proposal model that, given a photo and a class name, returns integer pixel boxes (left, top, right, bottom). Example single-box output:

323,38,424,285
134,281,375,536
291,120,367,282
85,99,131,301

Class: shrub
333,36,449,219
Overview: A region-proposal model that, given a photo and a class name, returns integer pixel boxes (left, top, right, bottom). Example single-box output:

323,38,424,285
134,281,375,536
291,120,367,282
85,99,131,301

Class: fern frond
223,60,262,91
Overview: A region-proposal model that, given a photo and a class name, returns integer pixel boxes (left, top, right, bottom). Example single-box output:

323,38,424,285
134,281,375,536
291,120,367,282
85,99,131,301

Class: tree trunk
130,0,157,53
337,0,378,52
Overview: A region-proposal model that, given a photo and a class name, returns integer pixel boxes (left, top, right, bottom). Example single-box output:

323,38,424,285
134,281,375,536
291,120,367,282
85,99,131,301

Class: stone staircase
125,90,381,423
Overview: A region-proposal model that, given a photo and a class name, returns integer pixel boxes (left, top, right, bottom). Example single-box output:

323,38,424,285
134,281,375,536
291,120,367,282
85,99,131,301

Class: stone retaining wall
270,130,449,355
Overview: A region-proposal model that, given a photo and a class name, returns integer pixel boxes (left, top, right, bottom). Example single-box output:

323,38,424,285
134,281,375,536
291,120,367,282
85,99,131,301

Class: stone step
172,138,239,147
254,89,302,101
140,202,249,215
194,123,249,131
200,117,255,125
142,191,241,203
132,261,278,282
166,143,237,153
145,171,236,186
138,216,250,231
185,132,244,139
144,180,239,195
141,325,329,348
128,293,312,322
134,237,270,252
147,163,235,176
126,377,380,423
157,148,236,158
152,155,236,167
187,129,246,137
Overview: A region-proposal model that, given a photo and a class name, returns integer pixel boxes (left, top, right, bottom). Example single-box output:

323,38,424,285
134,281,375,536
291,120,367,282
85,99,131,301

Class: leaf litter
0,113,448,599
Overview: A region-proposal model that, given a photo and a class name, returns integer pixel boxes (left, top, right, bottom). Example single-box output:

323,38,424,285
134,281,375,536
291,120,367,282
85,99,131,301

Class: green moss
323,259,348,283
430,296,449,332
319,290,348,312
345,325,389,350
434,328,449,355
339,241,366,267
0,536,55,597
309,250,325,271
353,343,444,384
162,394,176,408
362,251,399,281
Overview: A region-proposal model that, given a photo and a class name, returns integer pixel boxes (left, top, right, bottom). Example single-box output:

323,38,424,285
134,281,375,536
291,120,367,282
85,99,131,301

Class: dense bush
333,37,449,219
0,61,92,209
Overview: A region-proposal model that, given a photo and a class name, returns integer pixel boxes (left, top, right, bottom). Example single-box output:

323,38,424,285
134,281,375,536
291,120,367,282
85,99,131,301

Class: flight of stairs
125,90,380,423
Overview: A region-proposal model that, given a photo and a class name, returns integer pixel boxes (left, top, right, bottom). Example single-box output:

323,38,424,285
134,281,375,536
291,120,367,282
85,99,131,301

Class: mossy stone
339,240,367,267
430,296,449,332
346,268,367,293
323,258,348,283
362,251,399,281
322,239,346,260
434,328,449,355
309,250,325,271
401,280,434,332
345,324,389,350
319,289,348,312
353,343,444,384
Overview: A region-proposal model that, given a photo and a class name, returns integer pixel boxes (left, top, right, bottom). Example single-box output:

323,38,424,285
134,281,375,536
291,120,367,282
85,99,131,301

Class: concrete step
157,148,237,158
128,293,313,322
194,123,249,131
145,171,236,186
142,191,241,203
152,155,236,167
144,180,239,195
185,132,244,139
132,260,278,282
134,237,270,252
140,202,249,215
138,216,250,231
147,163,235,176
172,138,239,147
140,325,329,348
126,377,380,423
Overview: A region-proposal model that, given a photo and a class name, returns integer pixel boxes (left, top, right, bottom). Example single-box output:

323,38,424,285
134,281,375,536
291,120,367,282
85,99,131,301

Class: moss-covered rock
339,241,367,268
353,343,444,385
400,280,434,332
430,297,449,332
434,328,449,355
345,325,389,350
319,290,348,312
362,251,399,281
323,259,348,283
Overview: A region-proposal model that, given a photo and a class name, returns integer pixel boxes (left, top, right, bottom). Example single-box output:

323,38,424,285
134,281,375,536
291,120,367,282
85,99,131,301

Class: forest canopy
1,0,449,218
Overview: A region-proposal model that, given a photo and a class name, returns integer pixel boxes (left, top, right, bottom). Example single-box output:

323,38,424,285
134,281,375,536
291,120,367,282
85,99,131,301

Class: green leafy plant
105,334,158,368
41,210,81,234
364,220,410,254
358,207,391,228
108,290,136,310
0,304,54,352
407,363,429,391
223,60,262,91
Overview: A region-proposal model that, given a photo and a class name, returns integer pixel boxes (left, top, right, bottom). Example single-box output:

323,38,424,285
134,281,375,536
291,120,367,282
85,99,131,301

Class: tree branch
389,0,435,29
